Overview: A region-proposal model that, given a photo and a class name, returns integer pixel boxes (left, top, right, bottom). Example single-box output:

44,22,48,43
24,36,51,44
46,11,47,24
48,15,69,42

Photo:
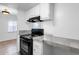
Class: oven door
20,37,33,55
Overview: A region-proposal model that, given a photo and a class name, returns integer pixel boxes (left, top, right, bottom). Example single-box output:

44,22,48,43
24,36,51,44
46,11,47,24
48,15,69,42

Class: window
8,21,17,32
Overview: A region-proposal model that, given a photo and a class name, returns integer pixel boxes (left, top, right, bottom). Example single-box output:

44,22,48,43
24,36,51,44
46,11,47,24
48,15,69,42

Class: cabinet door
40,3,50,20
26,4,40,19
17,35,20,52
33,41,43,55
33,5,40,16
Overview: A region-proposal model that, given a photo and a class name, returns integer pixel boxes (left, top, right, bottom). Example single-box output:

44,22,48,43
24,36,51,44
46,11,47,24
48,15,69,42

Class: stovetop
20,34,32,39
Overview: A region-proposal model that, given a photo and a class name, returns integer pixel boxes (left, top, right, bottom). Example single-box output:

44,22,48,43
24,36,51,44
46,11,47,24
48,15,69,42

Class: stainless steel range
20,34,33,55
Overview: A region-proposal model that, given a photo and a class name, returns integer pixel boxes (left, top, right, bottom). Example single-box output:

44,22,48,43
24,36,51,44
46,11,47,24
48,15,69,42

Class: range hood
27,16,43,23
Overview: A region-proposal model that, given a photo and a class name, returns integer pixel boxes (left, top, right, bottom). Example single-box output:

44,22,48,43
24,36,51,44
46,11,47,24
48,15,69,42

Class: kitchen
17,3,79,55
18,3,54,55
0,3,79,55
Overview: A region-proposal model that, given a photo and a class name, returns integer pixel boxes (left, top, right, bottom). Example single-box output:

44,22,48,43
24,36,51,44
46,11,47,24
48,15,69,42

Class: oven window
21,40,29,53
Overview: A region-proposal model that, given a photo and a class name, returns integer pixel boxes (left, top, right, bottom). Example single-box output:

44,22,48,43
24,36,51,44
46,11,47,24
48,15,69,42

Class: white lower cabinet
33,40,43,55
17,35,20,52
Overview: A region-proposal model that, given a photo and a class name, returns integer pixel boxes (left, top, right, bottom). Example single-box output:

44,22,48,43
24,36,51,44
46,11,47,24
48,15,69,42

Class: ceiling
0,3,39,15
17,3,39,11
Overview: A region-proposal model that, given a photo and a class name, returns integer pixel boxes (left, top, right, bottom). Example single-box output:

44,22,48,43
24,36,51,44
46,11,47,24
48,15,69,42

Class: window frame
8,21,17,33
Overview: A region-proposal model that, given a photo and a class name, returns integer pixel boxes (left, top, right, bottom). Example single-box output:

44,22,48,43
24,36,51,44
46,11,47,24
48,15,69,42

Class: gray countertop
43,40,79,55
32,34,79,49
19,30,31,35
43,34,79,49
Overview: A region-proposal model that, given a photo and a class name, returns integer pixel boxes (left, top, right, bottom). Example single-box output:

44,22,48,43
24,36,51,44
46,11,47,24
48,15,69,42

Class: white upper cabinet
33,5,40,16
40,3,54,20
40,3,50,20
25,3,54,21
28,5,40,17
25,4,40,21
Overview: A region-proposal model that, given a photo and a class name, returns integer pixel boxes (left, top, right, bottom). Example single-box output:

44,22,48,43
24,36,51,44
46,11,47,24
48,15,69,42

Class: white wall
42,3,79,40
0,14,17,41
53,3,79,40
